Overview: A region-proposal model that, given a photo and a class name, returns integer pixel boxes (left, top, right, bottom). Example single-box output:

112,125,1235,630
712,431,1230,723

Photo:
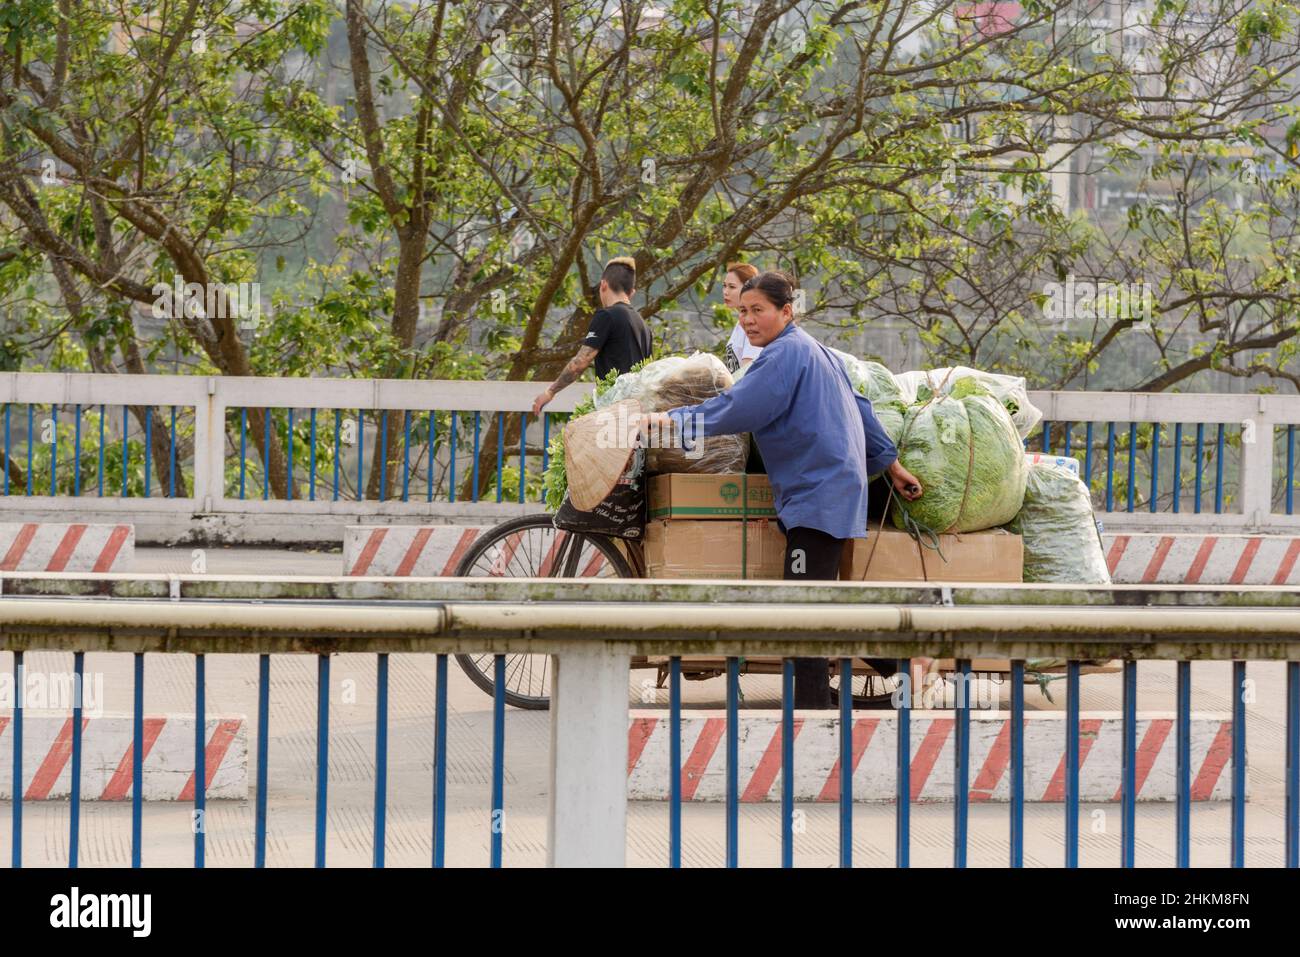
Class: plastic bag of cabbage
895,366,1042,440
828,348,907,445
890,378,1028,534
542,369,612,511
1007,462,1111,584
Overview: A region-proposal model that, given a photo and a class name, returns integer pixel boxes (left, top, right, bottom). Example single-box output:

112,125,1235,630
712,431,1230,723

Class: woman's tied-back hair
740,270,797,312
602,256,636,295
726,261,759,284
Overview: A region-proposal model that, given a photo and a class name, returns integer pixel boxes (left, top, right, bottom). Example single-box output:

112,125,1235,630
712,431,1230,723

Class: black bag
552,475,647,540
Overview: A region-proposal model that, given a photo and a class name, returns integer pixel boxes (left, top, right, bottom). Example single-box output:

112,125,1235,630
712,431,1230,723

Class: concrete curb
1104,532,1300,585
344,525,483,577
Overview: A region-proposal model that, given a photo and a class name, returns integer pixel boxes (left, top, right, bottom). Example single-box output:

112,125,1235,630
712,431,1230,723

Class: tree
0,0,333,495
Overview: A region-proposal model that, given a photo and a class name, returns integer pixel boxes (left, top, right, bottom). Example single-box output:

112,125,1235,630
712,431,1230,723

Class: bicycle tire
453,513,635,709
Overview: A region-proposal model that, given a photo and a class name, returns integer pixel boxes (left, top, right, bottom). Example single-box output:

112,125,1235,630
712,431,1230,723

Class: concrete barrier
0,522,133,573
344,525,483,577
626,710,1238,803
1104,532,1300,585
344,524,1300,587
0,712,247,800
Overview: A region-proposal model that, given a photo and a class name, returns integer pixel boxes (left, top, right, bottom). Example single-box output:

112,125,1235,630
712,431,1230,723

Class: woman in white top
721,261,761,373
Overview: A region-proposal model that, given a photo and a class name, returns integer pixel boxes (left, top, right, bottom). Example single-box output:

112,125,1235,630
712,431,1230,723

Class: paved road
0,547,1291,867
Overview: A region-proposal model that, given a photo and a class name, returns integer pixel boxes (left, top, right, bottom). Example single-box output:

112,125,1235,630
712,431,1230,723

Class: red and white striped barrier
1104,533,1300,586
342,524,1300,587
343,524,611,578
344,525,486,577
0,713,246,800
626,711,1238,803
0,522,133,573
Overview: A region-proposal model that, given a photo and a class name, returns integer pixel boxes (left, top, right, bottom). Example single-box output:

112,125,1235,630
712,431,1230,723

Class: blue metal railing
5,649,1297,867
1035,418,1277,515
1,649,494,869
954,658,971,868
226,405,558,504
0,403,194,499
0,401,558,504
195,654,206,868
6,387,1300,520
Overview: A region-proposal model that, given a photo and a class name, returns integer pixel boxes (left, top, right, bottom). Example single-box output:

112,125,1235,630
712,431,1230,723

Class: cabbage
891,391,1028,533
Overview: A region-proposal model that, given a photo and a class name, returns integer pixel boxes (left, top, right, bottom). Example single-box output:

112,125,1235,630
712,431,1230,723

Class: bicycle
452,512,903,709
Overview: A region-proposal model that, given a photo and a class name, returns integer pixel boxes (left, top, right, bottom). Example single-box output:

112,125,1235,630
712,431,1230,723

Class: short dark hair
602,256,636,295
741,270,796,310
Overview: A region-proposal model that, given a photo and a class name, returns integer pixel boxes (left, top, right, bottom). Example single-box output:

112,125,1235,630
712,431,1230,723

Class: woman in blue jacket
646,271,923,707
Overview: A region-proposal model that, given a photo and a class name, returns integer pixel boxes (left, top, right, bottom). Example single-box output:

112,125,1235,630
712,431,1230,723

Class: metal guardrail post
546,646,630,867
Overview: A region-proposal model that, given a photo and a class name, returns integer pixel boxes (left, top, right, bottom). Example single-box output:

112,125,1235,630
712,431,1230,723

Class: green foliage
0,0,56,55
3,0,1300,411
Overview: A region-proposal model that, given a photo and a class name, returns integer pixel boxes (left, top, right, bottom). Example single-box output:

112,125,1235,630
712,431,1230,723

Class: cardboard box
648,473,776,521
839,525,927,581
840,525,1023,583
644,518,786,579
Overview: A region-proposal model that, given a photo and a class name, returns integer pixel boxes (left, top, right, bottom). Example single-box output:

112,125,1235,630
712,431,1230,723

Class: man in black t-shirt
532,257,652,416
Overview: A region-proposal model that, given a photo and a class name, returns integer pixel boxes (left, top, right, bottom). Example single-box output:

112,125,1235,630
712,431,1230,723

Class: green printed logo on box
719,482,740,504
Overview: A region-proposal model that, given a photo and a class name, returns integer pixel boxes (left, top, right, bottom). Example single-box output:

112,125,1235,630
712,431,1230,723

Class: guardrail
1034,392,1300,534
1,574,1298,868
2,373,1300,541
0,373,588,543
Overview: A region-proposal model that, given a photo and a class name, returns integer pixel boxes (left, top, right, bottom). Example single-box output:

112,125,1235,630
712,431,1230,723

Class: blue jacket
667,323,898,539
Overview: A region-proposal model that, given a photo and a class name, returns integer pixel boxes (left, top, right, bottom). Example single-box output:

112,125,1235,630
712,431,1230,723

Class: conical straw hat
565,398,642,511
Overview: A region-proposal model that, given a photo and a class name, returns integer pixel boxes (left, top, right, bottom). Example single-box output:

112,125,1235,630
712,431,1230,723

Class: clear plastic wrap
895,366,1043,440
1007,461,1111,584
595,352,748,474
891,389,1028,534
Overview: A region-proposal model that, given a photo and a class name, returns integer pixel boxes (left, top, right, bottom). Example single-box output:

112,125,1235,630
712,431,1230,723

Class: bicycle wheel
454,513,636,709
829,661,904,709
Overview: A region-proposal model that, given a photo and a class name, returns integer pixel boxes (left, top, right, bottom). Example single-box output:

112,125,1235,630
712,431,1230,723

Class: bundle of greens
890,379,1028,533
1007,462,1111,584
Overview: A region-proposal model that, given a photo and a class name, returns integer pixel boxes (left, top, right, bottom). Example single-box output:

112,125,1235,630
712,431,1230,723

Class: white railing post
190,376,225,512
547,644,630,867
1239,397,1274,529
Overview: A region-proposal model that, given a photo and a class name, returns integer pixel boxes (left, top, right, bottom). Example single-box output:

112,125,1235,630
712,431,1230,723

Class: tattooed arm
532,345,599,416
